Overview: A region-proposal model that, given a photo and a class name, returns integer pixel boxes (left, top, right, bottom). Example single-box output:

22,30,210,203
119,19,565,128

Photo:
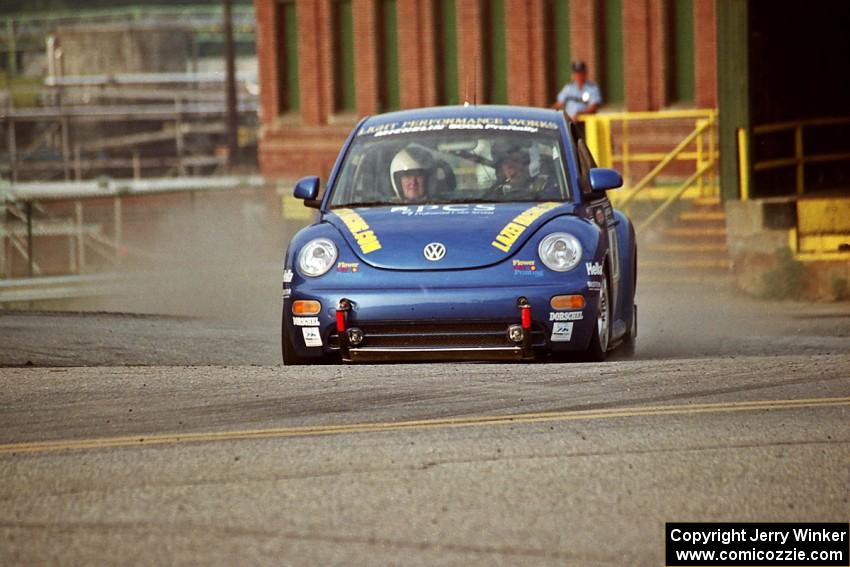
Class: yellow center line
2,396,849,455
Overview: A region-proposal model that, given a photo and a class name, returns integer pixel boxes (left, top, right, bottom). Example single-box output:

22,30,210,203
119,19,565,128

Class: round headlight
538,232,582,272
297,238,338,277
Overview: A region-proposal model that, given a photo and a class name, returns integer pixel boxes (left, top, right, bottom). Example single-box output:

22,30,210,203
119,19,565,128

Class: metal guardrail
1,175,274,279
2,175,269,202
0,265,284,304
0,273,123,303
1,102,259,122
43,71,258,88
2,82,259,182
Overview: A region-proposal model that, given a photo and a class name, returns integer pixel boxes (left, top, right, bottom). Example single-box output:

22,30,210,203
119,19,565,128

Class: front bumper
347,346,528,362
285,284,599,362
332,317,543,362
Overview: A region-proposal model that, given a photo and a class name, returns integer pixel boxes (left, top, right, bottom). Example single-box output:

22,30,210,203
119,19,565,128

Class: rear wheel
583,271,611,362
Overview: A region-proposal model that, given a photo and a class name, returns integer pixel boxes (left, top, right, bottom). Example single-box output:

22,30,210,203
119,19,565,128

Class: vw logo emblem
423,242,446,261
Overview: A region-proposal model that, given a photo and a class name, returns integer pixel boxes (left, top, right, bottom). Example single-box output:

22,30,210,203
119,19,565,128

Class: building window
482,0,507,104
332,0,356,113
599,0,624,104
667,0,695,104
544,0,571,101
276,0,299,114
377,0,400,111
434,0,458,106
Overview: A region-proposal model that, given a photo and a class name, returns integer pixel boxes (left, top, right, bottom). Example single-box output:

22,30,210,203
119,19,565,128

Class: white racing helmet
390,147,434,197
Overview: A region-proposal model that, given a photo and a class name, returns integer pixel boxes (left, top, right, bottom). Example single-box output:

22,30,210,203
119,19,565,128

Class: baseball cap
571,61,587,73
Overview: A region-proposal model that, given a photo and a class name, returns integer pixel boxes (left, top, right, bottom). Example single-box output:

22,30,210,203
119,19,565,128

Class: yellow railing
582,109,718,229
749,116,850,197
584,109,716,173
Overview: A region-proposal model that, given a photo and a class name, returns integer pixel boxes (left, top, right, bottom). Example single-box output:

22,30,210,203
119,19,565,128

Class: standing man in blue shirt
554,61,602,122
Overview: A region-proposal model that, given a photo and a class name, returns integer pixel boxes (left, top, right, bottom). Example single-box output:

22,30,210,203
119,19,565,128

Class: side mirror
589,168,623,193
293,176,321,209
294,176,320,200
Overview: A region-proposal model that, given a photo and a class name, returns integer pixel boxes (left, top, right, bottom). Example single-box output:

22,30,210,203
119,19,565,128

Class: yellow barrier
737,128,750,200
580,109,719,230
797,199,850,234
583,109,717,171
582,109,719,209
583,118,612,170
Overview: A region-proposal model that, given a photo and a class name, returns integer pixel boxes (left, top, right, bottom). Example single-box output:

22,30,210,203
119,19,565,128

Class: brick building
254,0,717,179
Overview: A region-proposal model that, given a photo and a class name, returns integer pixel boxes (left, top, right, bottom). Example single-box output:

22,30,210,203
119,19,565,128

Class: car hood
325,201,576,270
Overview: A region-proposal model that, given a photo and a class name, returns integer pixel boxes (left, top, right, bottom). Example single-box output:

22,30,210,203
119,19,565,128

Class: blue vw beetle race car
282,105,637,364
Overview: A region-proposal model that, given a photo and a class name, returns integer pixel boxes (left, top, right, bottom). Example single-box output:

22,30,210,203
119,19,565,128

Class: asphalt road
1,282,849,565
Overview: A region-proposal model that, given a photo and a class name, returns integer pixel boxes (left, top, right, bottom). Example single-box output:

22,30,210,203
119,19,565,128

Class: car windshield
328,118,571,208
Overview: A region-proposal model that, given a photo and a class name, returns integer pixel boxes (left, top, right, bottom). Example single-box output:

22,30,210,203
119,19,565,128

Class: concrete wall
725,199,850,300
53,25,192,76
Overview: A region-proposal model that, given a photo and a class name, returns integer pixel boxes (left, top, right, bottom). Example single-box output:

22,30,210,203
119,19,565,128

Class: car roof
358,105,566,130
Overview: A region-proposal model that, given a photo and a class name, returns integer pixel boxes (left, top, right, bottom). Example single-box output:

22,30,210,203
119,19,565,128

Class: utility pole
223,0,239,168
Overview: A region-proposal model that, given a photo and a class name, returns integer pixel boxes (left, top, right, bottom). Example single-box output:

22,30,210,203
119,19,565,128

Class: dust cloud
17,192,850,360
91,189,308,329
627,268,850,361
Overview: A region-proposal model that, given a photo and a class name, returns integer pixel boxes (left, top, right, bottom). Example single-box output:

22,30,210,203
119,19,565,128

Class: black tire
617,248,638,357
618,304,637,358
583,270,611,362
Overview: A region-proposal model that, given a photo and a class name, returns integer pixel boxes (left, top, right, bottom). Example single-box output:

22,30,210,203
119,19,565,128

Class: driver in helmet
496,145,532,192
487,140,556,200
390,146,434,202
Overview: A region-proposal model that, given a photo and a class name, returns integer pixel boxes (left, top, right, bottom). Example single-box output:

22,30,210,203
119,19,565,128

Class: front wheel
618,304,637,357
281,313,312,366
583,272,611,362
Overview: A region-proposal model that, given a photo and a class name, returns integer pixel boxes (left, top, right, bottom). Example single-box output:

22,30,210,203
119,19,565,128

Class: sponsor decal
586,261,604,276
551,322,574,342
335,209,382,254
336,261,360,273
491,202,561,253
357,117,559,138
302,327,322,347
512,259,543,277
293,316,320,327
282,288,291,300
283,269,293,283
550,311,583,321
390,204,496,216
587,280,602,291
